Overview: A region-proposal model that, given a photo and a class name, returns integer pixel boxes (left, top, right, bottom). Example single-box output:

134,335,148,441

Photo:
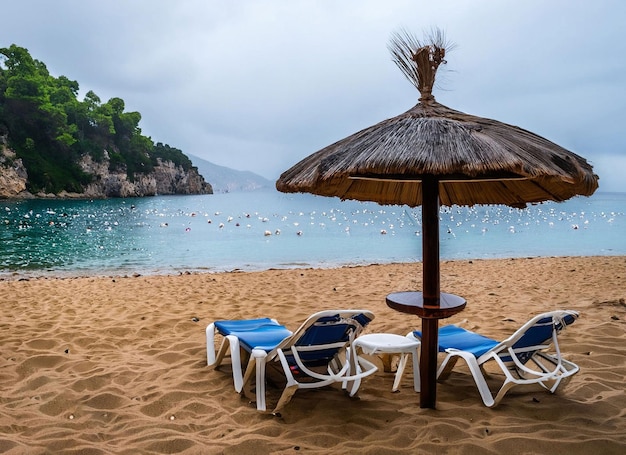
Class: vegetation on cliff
0,44,198,195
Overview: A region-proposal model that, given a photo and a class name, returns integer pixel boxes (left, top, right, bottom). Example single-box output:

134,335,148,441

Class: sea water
1,190,624,278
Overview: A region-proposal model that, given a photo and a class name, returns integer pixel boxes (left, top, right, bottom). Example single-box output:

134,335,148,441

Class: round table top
386,291,466,319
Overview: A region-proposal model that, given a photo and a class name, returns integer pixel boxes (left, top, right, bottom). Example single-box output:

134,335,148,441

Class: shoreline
2,256,625,453
2,253,624,282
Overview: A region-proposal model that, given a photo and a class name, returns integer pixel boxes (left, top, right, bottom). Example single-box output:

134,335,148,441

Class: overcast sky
3,0,625,192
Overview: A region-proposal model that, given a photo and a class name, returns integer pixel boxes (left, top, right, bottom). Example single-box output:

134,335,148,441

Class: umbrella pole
420,175,440,409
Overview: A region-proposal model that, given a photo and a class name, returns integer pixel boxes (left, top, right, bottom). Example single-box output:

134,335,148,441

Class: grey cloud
3,0,625,191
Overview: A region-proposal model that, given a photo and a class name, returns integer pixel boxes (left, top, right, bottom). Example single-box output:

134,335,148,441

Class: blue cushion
413,325,499,358
438,325,499,357
215,318,292,352
214,318,281,334
233,328,292,352
413,314,577,361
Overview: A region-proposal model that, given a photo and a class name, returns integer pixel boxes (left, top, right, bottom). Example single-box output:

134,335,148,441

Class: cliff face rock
152,159,210,195
0,141,29,198
77,153,156,198
0,143,213,199
77,154,213,198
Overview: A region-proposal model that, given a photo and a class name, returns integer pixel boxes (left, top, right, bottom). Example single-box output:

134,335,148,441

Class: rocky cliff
0,145,28,198
0,141,213,199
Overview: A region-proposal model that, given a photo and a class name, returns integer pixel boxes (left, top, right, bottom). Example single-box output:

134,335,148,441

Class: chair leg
251,349,269,411
440,351,495,407
241,354,257,399
391,346,421,393
207,324,257,395
531,353,579,393
213,338,231,368
206,323,217,366
208,325,236,376
411,348,420,392
392,353,408,392
436,354,460,380
226,335,245,393
492,379,516,407
344,347,360,395
347,356,379,397
273,385,299,414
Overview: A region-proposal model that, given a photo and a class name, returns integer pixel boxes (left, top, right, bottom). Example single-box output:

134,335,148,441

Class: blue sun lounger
408,310,580,406
207,310,378,412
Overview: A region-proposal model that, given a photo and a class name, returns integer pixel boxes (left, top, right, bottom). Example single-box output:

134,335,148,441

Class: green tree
152,142,193,170
1,44,198,195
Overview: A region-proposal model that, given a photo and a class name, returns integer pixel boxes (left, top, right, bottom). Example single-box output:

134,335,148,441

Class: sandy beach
1,256,625,454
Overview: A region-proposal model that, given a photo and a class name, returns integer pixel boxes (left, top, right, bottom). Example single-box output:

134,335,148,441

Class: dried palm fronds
277,28,598,208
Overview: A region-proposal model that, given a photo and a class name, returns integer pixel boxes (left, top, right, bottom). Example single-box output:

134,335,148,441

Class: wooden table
386,291,466,319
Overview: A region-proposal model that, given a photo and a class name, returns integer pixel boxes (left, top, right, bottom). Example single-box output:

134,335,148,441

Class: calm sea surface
1,190,625,278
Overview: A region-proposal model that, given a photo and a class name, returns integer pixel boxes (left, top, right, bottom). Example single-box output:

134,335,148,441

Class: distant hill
188,154,273,193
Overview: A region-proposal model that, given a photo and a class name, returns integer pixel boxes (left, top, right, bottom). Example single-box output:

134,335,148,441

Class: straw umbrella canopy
276,29,598,408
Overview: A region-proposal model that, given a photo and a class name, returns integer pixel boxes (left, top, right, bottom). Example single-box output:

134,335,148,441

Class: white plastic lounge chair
207,310,378,412
207,317,293,393
407,310,580,407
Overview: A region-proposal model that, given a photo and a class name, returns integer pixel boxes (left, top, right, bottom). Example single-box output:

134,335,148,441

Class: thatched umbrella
276,29,598,408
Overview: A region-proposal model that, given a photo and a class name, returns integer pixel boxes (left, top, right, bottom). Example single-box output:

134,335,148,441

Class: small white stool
353,333,420,392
